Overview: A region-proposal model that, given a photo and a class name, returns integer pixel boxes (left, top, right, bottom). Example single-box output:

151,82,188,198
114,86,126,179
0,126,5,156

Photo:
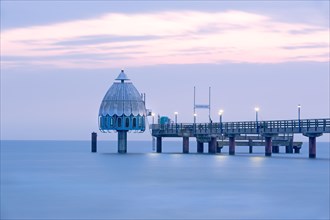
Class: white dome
99,71,146,117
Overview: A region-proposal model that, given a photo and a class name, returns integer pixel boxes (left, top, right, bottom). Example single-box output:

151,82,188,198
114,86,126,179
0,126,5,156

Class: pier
95,71,329,158
151,118,330,158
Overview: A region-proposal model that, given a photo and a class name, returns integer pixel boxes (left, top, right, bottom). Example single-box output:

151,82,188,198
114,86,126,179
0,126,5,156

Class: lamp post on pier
174,111,179,132
255,107,260,133
298,104,301,132
218,109,224,133
194,113,197,124
174,112,178,124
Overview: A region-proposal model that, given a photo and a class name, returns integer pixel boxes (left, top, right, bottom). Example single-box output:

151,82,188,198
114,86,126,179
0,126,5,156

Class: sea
1,140,329,220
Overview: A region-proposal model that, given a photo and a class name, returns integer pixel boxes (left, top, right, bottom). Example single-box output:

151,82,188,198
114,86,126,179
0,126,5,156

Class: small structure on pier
98,70,147,153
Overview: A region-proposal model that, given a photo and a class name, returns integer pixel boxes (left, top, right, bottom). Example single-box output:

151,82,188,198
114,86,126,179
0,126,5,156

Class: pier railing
151,118,330,137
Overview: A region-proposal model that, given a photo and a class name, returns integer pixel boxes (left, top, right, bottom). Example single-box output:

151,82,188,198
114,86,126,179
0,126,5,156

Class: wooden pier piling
156,137,162,153
286,145,293,153
265,136,272,157
229,136,236,155
303,133,322,158
197,141,204,153
248,139,253,153
293,146,300,153
309,136,316,158
272,146,279,153
208,137,217,154
91,132,97,153
183,137,189,153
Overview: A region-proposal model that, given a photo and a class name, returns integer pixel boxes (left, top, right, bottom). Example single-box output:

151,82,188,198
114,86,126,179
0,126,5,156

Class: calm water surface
1,140,329,219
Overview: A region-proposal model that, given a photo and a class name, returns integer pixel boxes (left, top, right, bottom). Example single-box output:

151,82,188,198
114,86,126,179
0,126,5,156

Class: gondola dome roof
99,70,146,117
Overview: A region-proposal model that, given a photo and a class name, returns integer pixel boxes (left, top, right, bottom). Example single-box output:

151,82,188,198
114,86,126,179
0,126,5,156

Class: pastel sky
1,1,329,141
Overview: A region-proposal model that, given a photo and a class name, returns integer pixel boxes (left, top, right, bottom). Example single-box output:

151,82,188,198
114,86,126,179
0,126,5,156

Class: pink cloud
1,10,329,69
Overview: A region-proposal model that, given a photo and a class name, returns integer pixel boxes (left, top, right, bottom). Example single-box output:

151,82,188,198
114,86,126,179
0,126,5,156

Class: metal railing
151,118,330,136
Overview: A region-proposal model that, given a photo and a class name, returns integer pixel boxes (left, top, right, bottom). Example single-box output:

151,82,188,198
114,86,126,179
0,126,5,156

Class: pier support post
156,137,162,153
183,136,189,153
197,141,204,153
229,135,236,155
265,136,272,157
118,131,128,153
293,146,300,154
308,137,316,158
272,146,279,153
286,138,293,153
91,132,97,153
276,145,280,153
303,133,322,158
208,136,217,154
285,145,293,153
248,139,253,153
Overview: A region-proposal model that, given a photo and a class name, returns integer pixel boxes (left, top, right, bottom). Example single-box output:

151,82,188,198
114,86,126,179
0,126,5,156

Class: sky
1,1,329,141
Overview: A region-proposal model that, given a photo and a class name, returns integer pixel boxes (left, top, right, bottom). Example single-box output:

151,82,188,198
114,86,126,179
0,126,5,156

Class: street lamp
218,109,224,123
254,107,259,122
298,104,301,131
255,107,259,132
174,112,178,124
193,113,197,124
218,109,224,133
152,112,155,124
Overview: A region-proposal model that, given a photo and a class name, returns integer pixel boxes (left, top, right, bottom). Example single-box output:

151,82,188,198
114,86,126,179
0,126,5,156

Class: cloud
54,35,162,46
1,10,329,69
282,43,328,50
